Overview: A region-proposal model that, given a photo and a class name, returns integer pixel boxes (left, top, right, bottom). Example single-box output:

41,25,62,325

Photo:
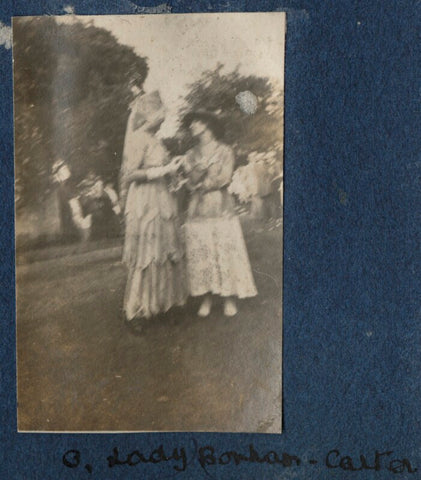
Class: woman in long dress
182,112,257,317
120,90,187,331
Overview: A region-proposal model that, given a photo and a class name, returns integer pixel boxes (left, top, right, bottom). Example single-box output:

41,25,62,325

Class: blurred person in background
78,171,121,240
52,159,91,243
257,151,282,222
104,181,121,217
268,155,283,222
247,151,282,221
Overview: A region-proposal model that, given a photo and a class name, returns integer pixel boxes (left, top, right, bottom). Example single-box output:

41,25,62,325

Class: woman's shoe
124,318,144,336
198,295,212,317
223,298,238,317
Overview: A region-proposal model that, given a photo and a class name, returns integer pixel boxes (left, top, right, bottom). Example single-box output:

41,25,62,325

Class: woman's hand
166,156,185,174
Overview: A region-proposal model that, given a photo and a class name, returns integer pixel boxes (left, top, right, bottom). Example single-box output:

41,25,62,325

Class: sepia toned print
14,12,285,432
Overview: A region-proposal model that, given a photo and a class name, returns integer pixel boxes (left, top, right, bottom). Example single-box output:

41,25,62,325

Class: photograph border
13,11,286,434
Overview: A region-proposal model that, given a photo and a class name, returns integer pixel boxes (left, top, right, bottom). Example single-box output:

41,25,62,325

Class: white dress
184,141,257,299
120,109,187,320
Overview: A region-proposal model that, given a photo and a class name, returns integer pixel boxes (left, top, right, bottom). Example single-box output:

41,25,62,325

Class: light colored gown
184,141,257,299
120,123,187,320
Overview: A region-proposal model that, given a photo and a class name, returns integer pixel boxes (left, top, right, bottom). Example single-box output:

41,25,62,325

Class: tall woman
120,90,187,331
182,112,257,317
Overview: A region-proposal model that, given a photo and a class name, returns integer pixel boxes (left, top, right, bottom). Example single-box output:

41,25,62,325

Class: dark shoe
124,318,144,336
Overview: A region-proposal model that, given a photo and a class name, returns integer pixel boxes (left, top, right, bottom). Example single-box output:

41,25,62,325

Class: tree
168,64,284,163
13,17,148,210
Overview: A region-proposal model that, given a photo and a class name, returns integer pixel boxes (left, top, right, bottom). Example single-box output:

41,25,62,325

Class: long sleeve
119,152,132,210
145,165,170,180
201,146,235,191
104,185,121,215
68,197,92,230
119,125,148,207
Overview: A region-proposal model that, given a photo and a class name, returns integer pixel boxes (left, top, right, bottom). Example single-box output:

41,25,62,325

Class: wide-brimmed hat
182,110,224,140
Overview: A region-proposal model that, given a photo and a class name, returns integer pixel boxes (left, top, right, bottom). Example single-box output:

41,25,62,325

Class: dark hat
182,111,224,140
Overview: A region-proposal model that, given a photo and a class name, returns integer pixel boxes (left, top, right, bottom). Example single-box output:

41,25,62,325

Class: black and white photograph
14,12,285,432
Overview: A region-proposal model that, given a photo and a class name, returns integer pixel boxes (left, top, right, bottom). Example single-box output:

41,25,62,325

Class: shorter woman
182,112,257,317
120,91,187,331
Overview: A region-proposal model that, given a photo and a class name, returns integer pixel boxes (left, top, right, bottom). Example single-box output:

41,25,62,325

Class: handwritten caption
62,443,418,475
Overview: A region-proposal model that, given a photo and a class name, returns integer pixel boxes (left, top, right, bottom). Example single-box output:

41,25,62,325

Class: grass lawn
16,220,283,432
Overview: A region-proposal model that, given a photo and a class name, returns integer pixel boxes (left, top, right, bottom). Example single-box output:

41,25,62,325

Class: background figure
52,159,91,243
104,182,121,216
228,151,282,221
182,112,257,317
120,90,187,330
268,160,283,221
78,171,121,240
249,151,281,220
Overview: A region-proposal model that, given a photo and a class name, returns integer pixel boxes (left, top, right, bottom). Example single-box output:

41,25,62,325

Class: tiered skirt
123,181,187,320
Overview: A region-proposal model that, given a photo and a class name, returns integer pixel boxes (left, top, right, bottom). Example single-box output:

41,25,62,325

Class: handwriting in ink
107,445,187,472
198,444,300,469
326,449,417,474
62,450,93,474
63,450,80,469
62,445,418,475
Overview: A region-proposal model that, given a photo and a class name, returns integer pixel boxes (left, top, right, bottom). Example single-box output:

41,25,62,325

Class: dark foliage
168,64,284,164
14,17,148,209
